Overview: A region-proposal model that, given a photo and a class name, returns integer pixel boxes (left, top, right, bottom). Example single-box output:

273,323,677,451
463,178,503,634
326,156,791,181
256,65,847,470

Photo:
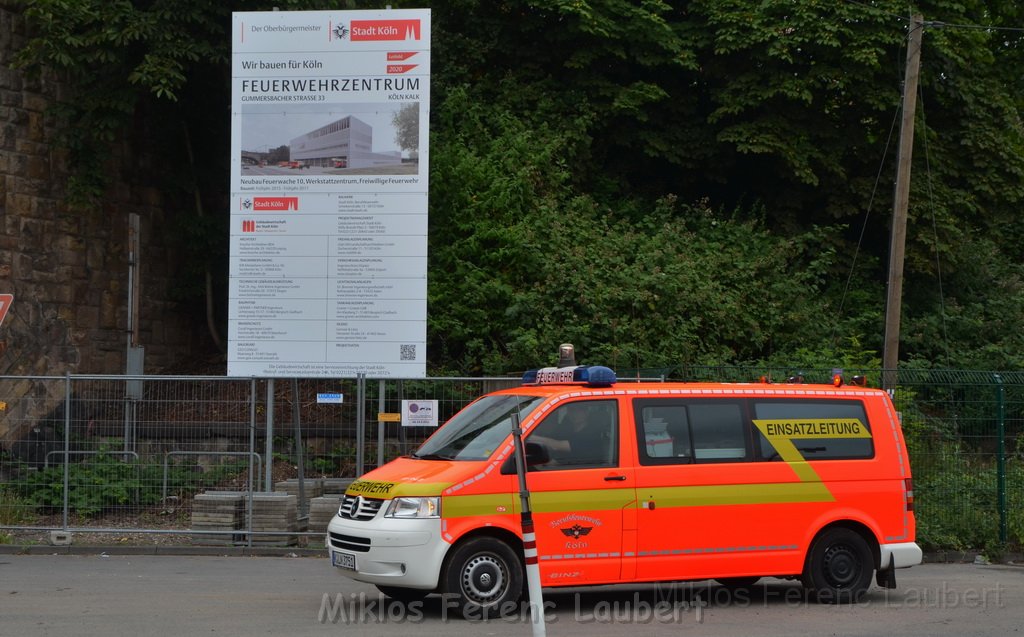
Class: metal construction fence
0,369,1021,551
0,374,524,547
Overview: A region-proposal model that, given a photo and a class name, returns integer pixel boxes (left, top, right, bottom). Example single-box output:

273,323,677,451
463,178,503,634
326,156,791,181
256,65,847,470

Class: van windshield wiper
410,452,453,460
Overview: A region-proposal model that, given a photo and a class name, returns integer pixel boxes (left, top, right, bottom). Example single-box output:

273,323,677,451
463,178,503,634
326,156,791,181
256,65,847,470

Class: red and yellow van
327,359,921,614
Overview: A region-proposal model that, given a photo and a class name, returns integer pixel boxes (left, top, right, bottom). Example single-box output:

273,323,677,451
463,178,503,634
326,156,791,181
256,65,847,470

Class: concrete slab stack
191,491,245,546
247,492,299,547
321,478,355,495
309,495,344,533
273,478,324,514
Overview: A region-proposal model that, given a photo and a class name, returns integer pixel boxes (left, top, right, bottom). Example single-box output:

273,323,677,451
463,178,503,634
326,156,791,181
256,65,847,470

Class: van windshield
411,394,545,461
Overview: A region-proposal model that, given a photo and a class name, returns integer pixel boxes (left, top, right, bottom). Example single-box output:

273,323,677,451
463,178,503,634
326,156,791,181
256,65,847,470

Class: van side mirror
525,442,550,466
500,442,551,474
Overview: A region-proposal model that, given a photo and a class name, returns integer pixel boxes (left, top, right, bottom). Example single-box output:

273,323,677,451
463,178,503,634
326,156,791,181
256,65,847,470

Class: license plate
332,551,356,571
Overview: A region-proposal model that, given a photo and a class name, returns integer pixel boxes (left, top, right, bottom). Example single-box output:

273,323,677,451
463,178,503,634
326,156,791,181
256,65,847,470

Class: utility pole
883,14,924,388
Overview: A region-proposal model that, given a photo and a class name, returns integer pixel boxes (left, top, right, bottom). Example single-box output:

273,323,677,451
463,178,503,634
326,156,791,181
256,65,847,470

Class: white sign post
228,9,430,378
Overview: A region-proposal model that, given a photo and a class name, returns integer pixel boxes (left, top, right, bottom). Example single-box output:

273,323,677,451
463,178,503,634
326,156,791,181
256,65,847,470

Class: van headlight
384,496,440,519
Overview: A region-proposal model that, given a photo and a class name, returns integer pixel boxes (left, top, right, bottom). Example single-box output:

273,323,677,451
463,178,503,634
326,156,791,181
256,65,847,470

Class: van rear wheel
802,527,874,603
443,537,523,618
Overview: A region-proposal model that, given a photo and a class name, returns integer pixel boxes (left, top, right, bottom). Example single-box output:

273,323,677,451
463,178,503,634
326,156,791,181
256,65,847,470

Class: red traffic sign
0,294,12,328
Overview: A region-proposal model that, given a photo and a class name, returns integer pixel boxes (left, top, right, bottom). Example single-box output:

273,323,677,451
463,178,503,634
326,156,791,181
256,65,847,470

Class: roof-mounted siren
831,368,869,387
557,343,577,368
521,344,617,387
832,368,844,387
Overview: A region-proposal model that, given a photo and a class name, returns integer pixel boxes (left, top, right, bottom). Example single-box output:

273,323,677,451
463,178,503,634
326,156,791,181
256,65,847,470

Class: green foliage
14,0,211,207
910,444,1015,552
307,456,336,475
428,0,1024,371
754,336,882,372
16,448,247,517
19,451,142,516
901,392,1024,552
14,0,1024,371
13,0,354,209
0,488,36,527
903,235,1024,369
430,90,848,372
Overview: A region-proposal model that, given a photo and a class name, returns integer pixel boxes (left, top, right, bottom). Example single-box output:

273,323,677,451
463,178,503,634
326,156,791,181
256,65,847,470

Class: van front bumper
326,515,448,590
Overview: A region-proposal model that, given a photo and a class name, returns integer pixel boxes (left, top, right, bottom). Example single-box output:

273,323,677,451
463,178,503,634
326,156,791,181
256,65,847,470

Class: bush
17,447,248,517
0,488,36,526
908,432,1022,552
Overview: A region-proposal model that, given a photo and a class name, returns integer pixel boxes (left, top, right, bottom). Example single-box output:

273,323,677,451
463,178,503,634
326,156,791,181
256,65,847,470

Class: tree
12,0,332,351
13,0,1024,370
429,0,1024,369
391,103,419,156
429,90,846,373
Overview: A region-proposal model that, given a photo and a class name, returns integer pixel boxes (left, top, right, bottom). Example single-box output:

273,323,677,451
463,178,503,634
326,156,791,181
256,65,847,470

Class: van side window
639,405,691,462
690,403,748,461
527,400,618,470
634,400,748,465
753,400,874,460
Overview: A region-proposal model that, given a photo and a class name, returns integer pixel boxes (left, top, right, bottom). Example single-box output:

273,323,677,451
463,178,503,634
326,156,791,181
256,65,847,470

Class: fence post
377,379,386,469
355,374,365,476
292,379,306,519
994,373,1007,545
248,378,257,548
397,380,406,448
62,373,71,531
265,378,275,494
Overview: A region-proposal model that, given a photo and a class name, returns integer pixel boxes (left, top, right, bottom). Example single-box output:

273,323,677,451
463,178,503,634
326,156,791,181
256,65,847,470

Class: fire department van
326,355,922,615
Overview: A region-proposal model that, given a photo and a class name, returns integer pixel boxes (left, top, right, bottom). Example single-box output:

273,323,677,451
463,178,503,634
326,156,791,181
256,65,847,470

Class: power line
924,20,1024,33
841,0,1024,33
830,101,902,350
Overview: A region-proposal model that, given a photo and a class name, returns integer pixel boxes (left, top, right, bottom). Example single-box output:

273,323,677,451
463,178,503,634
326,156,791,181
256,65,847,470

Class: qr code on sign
400,344,417,361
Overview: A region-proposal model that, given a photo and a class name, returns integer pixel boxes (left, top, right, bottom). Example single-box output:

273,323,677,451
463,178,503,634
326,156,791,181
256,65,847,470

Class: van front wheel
443,537,523,618
802,527,874,603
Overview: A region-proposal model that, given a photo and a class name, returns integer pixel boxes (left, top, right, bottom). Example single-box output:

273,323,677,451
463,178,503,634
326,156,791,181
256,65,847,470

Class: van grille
329,532,371,553
339,494,384,521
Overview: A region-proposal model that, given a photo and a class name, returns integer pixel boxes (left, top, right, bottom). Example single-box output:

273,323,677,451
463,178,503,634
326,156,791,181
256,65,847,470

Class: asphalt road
1,556,1021,636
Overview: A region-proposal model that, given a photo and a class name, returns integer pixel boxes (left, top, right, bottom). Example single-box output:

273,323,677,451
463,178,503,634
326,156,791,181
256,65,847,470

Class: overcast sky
239,102,409,153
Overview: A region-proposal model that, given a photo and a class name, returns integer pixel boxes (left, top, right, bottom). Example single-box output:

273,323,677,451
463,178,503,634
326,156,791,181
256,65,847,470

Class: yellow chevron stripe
638,481,833,507
441,481,833,519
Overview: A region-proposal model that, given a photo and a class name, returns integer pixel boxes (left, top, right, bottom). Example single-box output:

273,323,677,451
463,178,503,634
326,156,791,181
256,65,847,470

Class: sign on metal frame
228,9,430,378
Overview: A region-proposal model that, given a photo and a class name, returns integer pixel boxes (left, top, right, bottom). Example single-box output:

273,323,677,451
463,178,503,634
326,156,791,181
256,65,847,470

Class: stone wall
0,5,208,382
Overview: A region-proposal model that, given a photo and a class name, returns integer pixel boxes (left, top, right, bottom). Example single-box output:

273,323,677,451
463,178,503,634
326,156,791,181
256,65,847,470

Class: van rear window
753,400,874,460
634,397,875,465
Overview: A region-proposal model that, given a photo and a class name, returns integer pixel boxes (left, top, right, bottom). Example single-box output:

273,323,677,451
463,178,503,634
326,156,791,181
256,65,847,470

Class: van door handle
603,474,627,482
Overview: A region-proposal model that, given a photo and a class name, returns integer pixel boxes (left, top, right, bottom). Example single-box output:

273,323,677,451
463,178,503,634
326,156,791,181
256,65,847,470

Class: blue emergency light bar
522,365,617,387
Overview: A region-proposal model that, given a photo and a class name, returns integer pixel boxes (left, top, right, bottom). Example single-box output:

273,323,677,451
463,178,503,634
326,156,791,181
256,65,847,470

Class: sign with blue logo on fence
401,399,437,427
317,393,344,404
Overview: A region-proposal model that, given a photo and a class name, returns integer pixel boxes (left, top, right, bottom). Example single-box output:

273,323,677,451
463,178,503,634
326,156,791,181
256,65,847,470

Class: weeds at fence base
1,457,332,548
